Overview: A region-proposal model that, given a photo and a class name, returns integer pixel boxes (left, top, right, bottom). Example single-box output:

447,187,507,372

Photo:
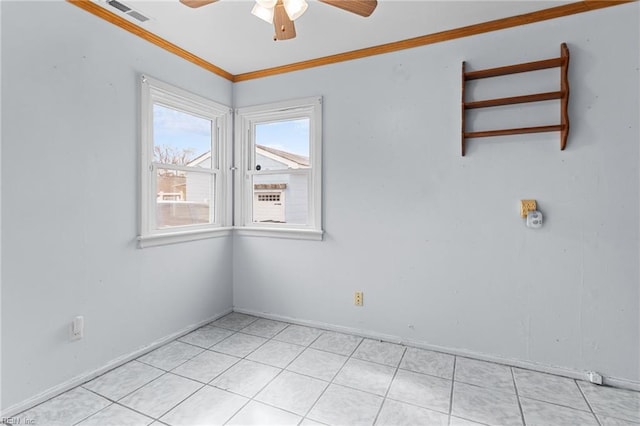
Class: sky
256,118,309,157
153,104,212,161
153,104,310,163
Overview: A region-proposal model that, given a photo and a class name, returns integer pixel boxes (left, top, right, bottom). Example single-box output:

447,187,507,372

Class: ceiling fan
180,0,378,41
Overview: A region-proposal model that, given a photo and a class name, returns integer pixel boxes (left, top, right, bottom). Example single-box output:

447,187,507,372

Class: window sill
234,227,324,241
137,226,323,247
138,227,233,248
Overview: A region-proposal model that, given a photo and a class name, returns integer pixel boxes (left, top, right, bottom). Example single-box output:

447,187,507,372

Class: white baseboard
5,305,637,418
605,376,640,391
234,307,640,392
1,308,232,418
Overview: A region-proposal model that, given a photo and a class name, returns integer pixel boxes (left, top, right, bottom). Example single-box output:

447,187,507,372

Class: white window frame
138,75,232,248
235,97,323,240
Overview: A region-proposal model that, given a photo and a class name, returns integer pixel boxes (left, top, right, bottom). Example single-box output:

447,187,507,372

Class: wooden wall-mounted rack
461,43,570,156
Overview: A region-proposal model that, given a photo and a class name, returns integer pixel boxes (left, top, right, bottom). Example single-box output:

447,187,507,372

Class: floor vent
106,0,151,23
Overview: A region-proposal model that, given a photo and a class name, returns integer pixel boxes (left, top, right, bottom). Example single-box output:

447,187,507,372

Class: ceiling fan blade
319,0,377,17
179,0,218,8
273,0,296,40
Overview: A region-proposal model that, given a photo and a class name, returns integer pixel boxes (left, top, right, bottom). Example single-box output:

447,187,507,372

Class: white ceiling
91,0,572,75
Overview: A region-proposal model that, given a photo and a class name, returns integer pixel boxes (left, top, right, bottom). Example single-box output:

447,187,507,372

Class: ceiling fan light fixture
256,0,278,8
251,2,274,23
283,0,308,21
179,0,377,41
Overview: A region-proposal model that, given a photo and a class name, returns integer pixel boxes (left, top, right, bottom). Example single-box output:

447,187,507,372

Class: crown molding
233,0,635,81
67,0,635,83
67,0,234,81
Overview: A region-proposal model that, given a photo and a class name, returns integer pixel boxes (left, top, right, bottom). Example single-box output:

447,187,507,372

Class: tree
153,145,195,166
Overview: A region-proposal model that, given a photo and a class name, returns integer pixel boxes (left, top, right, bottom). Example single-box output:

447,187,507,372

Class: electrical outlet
520,199,537,217
354,291,363,306
71,316,84,340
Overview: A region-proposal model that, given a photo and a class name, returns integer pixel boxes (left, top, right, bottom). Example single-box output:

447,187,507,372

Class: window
235,97,323,240
139,76,232,247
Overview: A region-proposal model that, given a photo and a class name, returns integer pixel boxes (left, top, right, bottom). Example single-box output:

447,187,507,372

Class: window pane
153,104,213,168
254,119,309,171
156,168,214,229
252,173,308,225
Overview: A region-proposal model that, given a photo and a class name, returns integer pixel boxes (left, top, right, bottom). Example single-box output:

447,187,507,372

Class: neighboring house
155,152,212,228
157,174,186,201
253,145,309,224
183,151,213,204
182,145,309,224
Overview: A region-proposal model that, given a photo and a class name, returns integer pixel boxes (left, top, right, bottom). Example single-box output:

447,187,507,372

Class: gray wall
1,0,639,412
233,3,640,384
1,1,233,410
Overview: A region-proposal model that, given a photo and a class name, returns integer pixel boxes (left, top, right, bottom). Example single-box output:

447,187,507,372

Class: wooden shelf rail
461,43,570,156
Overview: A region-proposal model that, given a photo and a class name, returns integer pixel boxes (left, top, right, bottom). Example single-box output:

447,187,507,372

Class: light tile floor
8,312,640,426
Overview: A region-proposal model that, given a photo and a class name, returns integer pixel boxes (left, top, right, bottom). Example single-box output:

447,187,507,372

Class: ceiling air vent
127,11,150,22
107,0,131,13
106,0,151,23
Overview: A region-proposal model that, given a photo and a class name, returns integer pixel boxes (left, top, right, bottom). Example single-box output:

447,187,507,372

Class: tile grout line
262,326,339,423
77,365,174,422
141,346,207,372
204,355,243,385
68,392,115,426
112,401,158,424
19,312,640,426
241,328,358,387
79,399,156,425
212,327,274,361
103,370,167,413
212,314,260,331
314,338,461,378
78,386,119,405
301,336,368,423
575,380,603,426
448,356,457,425
176,330,235,351
108,369,206,425
371,345,408,425
215,317,288,425
221,321,327,424
79,359,160,394
74,387,162,424
216,319,292,425
119,316,259,423
511,367,527,426
513,389,604,413
382,395,452,419
11,315,296,424
221,397,252,425
18,372,130,425
167,354,241,386
82,325,457,424
154,380,208,421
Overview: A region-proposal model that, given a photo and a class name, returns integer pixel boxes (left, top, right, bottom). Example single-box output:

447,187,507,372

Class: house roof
256,145,309,168
186,151,212,168
185,146,309,168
